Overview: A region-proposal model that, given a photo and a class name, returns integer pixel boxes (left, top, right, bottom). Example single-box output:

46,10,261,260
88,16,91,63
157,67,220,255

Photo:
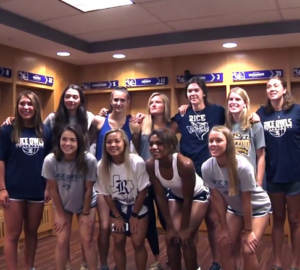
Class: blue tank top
95,114,132,161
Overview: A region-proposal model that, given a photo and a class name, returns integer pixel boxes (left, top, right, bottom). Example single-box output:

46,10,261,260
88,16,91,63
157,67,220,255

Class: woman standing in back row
257,77,300,270
0,91,52,270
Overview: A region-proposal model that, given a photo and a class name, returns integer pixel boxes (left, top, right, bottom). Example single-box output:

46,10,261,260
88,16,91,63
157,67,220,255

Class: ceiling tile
141,0,277,22
276,0,300,9
0,0,81,22
76,23,173,42
167,10,281,31
42,4,160,35
281,8,300,20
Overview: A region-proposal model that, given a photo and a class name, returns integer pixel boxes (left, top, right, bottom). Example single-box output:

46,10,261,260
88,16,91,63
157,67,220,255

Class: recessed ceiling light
223,42,237,49
61,0,134,13
57,52,71,57
113,54,126,59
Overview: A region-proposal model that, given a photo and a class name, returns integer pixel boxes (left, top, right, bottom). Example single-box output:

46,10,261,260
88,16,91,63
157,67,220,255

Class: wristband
114,214,123,220
82,212,90,216
244,228,252,232
0,188,6,191
131,212,139,218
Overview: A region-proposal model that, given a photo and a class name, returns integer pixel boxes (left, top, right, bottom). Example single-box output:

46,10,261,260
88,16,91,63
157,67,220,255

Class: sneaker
209,262,221,270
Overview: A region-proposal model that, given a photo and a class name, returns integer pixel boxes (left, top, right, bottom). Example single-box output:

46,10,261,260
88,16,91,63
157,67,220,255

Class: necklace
193,108,204,115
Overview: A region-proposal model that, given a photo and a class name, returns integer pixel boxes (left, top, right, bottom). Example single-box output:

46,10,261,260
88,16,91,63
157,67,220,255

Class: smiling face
111,91,129,113
105,131,125,157
227,91,246,114
64,89,81,111
186,83,205,105
266,78,286,102
60,130,78,156
149,134,169,159
208,130,227,158
18,96,35,120
149,95,165,115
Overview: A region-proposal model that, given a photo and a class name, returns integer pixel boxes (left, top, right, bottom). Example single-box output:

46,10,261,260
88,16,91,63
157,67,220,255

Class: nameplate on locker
176,73,223,84
18,71,54,86
293,68,300,77
0,66,12,79
82,80,119,90
125,77,168,87
232,69,283,81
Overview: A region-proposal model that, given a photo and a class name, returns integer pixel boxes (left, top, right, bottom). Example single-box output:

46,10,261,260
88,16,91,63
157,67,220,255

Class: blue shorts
166,188,210,203
227,206,272,217
9,197,44,203
267,181,300,196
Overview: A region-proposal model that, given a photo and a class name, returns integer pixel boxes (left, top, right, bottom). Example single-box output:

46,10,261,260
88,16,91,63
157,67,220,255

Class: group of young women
0,75,299,270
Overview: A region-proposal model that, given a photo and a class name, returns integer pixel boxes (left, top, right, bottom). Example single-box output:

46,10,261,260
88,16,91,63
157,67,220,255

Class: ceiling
0,0,300,65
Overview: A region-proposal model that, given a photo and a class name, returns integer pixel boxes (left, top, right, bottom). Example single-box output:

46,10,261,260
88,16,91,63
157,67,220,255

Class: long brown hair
210,126,238,196
12,91,43,143
53,125,88,177
265,77,295,114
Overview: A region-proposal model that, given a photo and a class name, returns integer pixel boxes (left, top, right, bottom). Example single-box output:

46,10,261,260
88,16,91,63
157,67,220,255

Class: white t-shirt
96,154,150,215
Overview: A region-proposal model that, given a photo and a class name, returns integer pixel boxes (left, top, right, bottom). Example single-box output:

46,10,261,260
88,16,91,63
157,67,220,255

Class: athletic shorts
9,197,44,203
166,187,210,203
109,202,148,237
267,181,300,196
227,206,272,217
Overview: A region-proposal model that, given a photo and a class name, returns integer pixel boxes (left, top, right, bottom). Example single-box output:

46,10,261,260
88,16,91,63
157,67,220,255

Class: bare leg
205,203,221,267
111,218,127,270
219,212,244,270
3,200,25,270
23,201,44,269
242,214,269,270
286,193,300,269
268,193,286,268
182,201,208,270
168,200,183,270
78,208,97,270
131,214,148,270
97,195,111,268
55,211,73,270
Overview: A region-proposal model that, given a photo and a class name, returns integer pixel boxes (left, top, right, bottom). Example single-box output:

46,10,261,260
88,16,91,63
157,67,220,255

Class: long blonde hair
210,126,238,196
13,91,44,143
142,92,170,135
225,87,251,131
99,129,132,191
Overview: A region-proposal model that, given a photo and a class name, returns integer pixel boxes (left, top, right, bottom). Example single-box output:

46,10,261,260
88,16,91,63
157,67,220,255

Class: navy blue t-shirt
171,104,225,176
0,124,52,199
257,104,300,183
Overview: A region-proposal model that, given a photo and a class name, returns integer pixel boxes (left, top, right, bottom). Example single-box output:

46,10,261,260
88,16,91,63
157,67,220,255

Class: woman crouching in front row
96,128,150,270
146,128,209,270
201,126,271,270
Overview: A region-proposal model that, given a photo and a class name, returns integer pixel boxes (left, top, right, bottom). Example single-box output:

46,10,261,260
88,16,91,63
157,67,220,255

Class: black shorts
166,188,210,203
9,197,44,203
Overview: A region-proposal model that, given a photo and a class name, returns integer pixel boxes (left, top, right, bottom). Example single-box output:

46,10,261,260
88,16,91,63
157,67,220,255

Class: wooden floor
0,225,294,270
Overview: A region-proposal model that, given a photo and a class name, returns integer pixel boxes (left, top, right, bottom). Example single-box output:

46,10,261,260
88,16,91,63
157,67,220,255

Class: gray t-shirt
42,152,97,214
43,111,94,130
201,155,271,215
231,122,265,171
